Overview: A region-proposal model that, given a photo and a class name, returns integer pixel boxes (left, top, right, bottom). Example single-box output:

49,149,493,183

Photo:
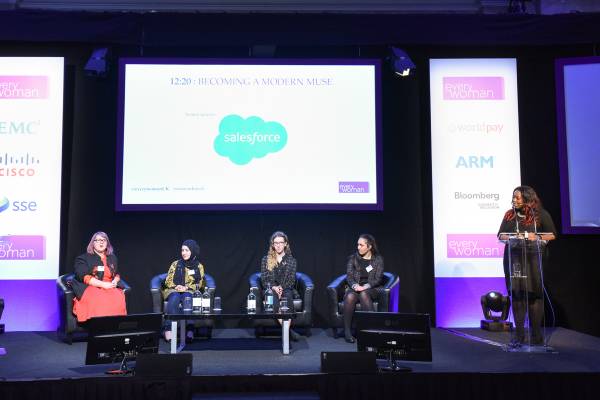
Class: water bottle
264,287,274,313
192,289,202,313
201,291,211,313
247,291,256,314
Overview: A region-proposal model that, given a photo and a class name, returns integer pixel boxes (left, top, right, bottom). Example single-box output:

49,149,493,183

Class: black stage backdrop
1,12,599,336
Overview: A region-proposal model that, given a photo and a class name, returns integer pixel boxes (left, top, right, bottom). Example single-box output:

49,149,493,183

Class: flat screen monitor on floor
355,312,432,362
85,313,162,367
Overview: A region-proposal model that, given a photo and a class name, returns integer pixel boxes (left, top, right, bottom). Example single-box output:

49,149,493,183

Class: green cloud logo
214,115,288,165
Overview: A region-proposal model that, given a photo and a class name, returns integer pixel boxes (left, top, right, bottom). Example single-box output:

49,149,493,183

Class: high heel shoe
344,335,356,344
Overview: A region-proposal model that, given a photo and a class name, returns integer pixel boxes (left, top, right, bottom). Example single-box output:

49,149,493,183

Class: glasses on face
94,238,107,243
273,241,286,246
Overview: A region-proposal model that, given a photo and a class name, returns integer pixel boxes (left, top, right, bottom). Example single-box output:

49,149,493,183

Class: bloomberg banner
0,58,64,331
430,59,521,327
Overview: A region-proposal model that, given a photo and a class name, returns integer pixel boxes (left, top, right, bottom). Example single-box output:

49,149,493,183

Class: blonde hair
266,231,291,271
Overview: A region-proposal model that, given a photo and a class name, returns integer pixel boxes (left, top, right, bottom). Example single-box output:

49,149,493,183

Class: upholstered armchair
56,273,132,344
326,271,399,337
150,272,216,338
248,271,314,337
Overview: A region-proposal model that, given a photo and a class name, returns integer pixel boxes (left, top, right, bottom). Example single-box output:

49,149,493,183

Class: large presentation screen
117,59,382,210
0,57,64,331
556,56,600,234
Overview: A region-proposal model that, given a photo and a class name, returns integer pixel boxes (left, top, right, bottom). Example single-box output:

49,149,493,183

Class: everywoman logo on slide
214,114,288,165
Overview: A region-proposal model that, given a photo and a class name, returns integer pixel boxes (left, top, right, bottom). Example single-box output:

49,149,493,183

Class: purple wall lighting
0,280,59,331
435,277,507,327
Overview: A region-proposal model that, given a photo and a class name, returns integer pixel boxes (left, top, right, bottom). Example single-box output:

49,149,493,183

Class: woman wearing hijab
162,239,205,341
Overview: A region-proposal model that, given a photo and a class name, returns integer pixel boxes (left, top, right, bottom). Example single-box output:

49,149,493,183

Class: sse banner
430,59,521,327
0,57,64,331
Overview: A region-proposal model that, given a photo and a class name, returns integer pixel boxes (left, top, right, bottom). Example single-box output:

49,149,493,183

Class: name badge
97,265,105,272
366,265,373,273
188,269,195,275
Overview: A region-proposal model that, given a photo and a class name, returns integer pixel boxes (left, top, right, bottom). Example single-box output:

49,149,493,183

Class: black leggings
343,289,376,334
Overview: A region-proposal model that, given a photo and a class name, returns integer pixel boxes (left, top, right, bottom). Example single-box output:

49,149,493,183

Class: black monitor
85,313,162,374
355,311,432,367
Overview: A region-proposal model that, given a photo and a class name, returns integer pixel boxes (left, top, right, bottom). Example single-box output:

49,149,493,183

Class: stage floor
1,327,599,379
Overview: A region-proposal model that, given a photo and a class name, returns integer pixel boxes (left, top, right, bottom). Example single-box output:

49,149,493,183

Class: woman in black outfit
343,233,384,343
498,186,556,345
260,231,300,341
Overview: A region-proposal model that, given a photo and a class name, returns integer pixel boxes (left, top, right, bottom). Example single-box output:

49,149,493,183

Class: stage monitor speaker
135,353,193,378
320,351,377,373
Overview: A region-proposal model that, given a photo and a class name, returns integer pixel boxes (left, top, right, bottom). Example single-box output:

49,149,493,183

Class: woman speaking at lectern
497,186,556,345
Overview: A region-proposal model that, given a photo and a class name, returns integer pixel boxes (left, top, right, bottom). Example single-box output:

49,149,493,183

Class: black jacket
346,253,384,289
71,252,124,299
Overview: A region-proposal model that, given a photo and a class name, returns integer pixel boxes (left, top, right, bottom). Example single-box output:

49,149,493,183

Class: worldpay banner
430,59,521,327
0,58,64,331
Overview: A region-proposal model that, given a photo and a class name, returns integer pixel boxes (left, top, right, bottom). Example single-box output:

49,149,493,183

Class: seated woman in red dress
71,231,127,322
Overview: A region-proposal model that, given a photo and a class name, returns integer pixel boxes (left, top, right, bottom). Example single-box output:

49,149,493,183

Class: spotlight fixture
389,47,415,77
84,48,110,77
480,291,512,331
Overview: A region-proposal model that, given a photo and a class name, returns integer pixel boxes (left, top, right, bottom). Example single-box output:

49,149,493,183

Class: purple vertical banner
0,280,58,331
435,277,506,327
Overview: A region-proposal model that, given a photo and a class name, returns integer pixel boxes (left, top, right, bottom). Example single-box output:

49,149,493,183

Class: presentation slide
430,58,521,327
0,57,64,331
556,57,600,233
117,59,381,210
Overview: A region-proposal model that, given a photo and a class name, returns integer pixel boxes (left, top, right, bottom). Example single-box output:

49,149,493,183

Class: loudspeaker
320,351,377,373
135,353,193,378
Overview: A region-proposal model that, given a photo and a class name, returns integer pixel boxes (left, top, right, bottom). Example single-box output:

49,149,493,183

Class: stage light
389,47,415,77
84,48,110,77
480,291,512,331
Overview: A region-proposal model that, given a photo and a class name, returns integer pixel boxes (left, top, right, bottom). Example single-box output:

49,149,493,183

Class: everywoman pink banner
0,76,49,99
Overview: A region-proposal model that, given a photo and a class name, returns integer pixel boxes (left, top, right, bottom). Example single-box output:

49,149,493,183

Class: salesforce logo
214,114,288,165
0,196,38,214
456,155,494,168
